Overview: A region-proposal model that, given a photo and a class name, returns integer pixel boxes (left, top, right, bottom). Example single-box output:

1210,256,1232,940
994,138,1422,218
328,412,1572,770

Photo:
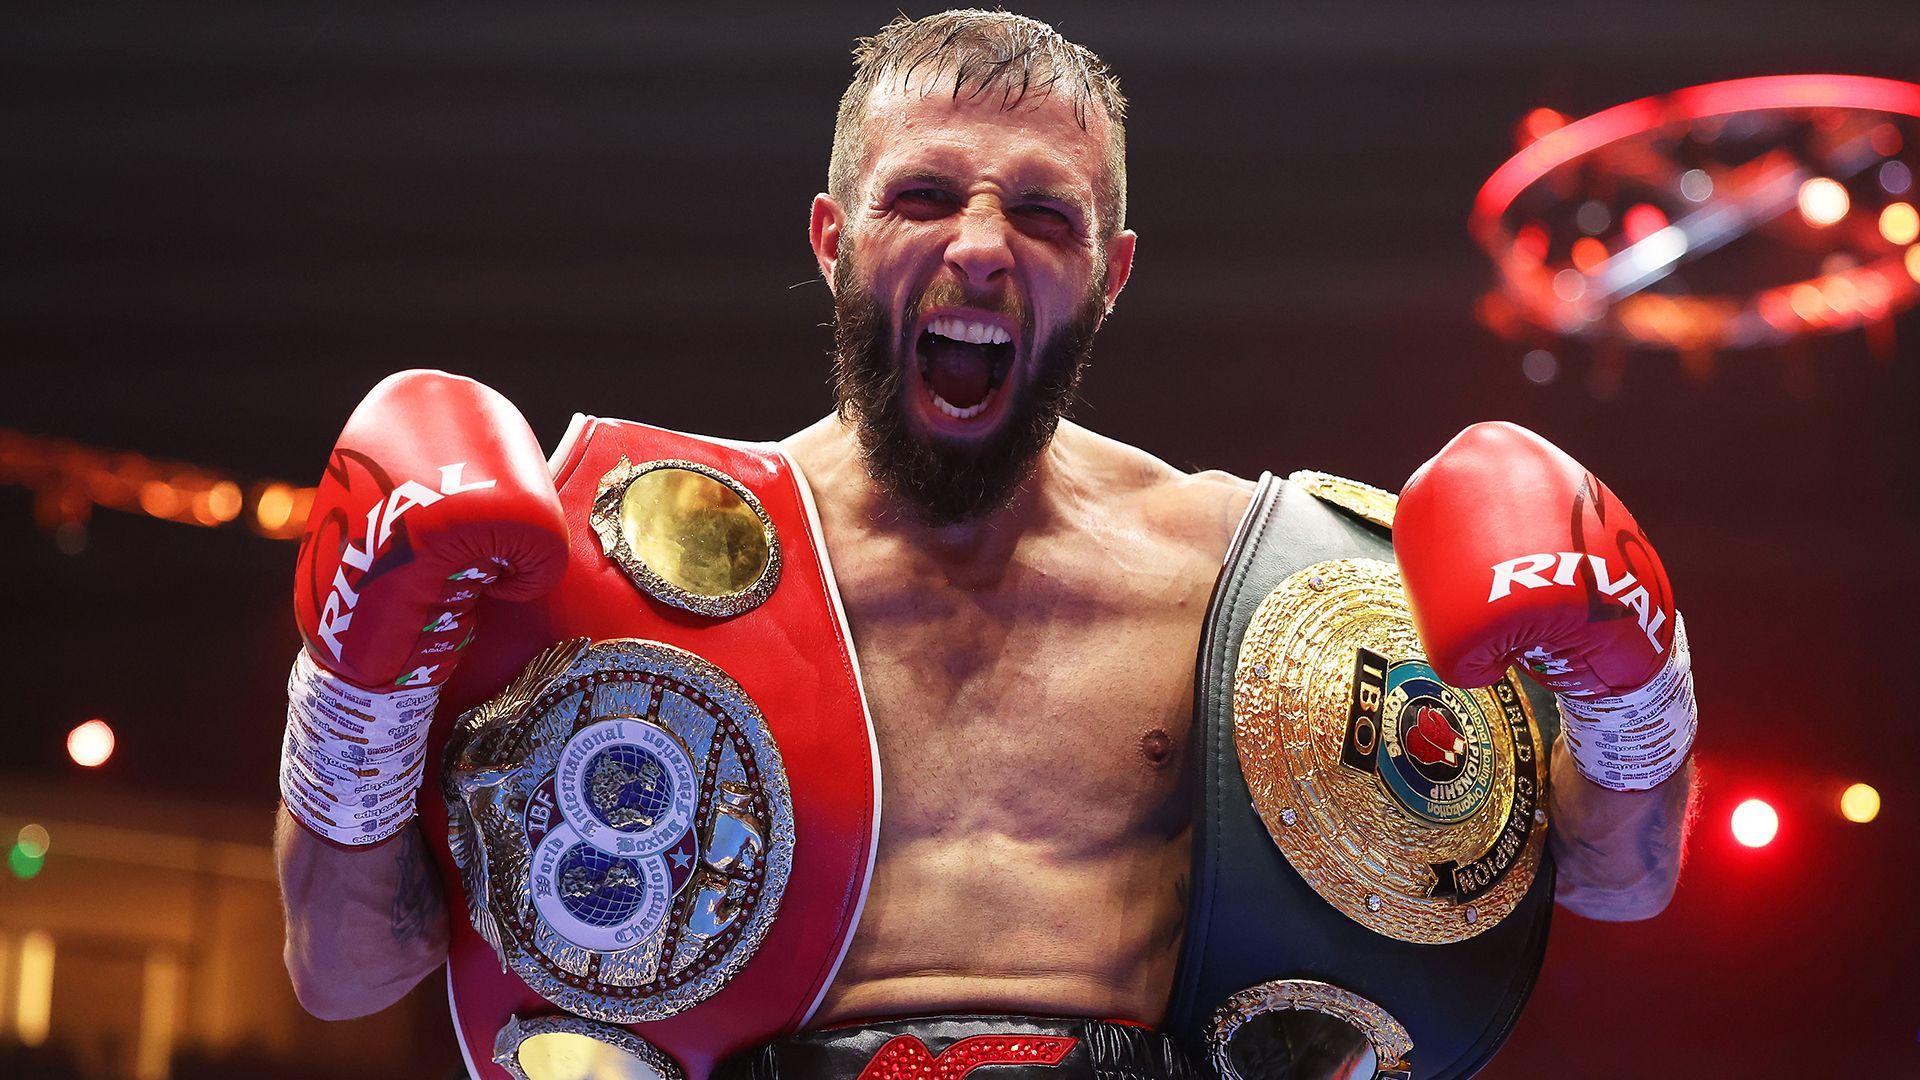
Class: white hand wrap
1555,613,1696,792
279,650,439,846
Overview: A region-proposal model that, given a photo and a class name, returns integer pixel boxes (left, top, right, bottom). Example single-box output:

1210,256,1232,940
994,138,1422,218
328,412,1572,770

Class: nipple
1139,728,1173,769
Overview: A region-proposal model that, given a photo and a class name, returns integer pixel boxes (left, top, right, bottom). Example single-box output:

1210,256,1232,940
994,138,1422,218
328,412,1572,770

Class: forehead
857,76,1111,196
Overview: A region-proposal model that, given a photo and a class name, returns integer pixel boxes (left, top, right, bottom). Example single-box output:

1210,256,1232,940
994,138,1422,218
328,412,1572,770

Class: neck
789,414,1084,571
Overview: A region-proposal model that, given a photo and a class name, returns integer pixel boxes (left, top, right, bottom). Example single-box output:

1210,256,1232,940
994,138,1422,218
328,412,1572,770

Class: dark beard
830,256,1104,527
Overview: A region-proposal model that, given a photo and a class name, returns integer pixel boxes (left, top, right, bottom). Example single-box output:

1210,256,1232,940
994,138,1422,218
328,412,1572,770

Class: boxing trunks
421,416,881,1079
713,1016,1203,1080
1166,472,1560,1079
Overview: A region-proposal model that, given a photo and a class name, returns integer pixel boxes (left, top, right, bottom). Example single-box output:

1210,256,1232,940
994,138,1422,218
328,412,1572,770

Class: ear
810,193,846,294
1097,229,1137,327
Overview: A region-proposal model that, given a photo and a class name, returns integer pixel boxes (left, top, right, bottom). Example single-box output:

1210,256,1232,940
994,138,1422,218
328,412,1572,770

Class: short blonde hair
828,9,1129,241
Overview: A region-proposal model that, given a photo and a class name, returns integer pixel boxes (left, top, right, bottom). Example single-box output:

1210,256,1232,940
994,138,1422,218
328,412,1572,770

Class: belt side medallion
1288,470,1398,530
591,457,782,618
1234,558,1548,944
493,1013,683,1080
443,637,795,1021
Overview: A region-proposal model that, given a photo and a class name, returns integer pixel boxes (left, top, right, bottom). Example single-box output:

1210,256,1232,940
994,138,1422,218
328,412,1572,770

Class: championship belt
1167,472,1557,1080
421,418,881,1080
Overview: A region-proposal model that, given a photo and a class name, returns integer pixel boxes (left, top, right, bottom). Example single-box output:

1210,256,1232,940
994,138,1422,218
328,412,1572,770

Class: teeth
930,387,992,420
928,314,1012,345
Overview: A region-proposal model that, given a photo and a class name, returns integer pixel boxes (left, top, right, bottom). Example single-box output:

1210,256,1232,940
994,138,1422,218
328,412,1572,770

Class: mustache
830,255,1105,527
902,283,1029,341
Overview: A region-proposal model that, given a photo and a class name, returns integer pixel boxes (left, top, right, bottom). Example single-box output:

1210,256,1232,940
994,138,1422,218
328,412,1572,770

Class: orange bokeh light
1879,202,1919,246
1840,783,1881,824
1788,282,1828,322
1571,236,1610,273
138,481,183,520
206,480,244,524
255,483,295,532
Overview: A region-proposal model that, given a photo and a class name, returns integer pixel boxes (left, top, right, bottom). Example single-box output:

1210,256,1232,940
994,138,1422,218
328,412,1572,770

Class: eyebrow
878,168,1091,220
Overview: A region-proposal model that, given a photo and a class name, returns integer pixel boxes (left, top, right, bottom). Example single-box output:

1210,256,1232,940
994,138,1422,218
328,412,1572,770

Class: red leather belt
423,416,881,1080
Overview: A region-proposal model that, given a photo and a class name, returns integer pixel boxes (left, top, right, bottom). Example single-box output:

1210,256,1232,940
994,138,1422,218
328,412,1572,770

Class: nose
944,199,1016,287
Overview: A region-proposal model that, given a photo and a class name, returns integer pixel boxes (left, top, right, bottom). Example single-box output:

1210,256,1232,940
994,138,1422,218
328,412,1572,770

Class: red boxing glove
294,370,568,690
1395,422,1674,697
1396,423,1695,791
282,370,568,845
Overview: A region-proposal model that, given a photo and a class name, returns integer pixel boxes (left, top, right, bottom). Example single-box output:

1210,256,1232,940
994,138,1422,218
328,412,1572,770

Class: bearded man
275,12,1698,1080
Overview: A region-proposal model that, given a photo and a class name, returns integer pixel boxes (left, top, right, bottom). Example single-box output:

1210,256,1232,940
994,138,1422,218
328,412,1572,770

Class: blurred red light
1623,203,1669,243
1731,799,1779,848
1520,107,1568,145
1514,224,1549,264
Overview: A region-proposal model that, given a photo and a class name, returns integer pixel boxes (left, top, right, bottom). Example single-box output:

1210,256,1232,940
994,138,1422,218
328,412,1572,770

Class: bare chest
831,533,1216,848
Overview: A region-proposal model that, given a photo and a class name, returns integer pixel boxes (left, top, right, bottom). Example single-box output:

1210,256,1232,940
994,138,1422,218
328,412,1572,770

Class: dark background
4,3,1917,1076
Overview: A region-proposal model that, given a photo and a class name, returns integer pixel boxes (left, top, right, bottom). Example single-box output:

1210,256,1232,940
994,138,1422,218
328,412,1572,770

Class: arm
275,370,568,1019
276,810,448,1020
1547,737,1697,920
1396,422,1701,922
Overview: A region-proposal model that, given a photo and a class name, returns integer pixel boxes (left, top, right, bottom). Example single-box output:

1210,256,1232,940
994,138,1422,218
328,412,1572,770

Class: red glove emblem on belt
1406,704,1466,768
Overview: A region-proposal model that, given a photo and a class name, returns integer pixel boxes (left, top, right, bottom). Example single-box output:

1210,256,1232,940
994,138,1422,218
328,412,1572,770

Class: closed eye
1015,204,1070,224
895,188,957,214
1013,204,1079,241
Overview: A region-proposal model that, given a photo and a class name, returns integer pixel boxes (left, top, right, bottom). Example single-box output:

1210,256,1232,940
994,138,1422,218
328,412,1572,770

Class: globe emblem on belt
1377,661,1496,826
586,744,673,830
555,719,698,858
557,844,644,923
528,719,700,953
530,821,675,952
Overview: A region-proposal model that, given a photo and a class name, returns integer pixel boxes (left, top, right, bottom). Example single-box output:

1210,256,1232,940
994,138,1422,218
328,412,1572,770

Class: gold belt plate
591,457,782,618
1234,558,1548,944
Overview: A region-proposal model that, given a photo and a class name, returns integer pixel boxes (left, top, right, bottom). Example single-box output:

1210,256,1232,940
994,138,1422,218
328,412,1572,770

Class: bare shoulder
1055,422,1256,558
1148,467,1256,560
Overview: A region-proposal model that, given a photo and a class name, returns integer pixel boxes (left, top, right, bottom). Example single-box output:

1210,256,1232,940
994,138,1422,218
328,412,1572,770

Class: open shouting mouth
910,309,1020,430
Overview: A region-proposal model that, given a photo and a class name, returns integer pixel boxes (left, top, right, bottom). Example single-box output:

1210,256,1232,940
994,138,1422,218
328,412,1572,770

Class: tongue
922,337,995,409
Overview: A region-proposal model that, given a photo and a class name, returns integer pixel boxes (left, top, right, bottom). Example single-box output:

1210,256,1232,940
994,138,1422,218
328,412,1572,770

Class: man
276,11,1696,1079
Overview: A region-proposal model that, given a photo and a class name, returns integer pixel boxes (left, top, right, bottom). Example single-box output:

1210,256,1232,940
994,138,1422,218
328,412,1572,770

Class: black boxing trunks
712,1016,1204,1080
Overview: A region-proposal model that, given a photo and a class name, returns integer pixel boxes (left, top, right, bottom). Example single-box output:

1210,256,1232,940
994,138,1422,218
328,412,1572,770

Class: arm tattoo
389,829,438,942
1637,789,1681,875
